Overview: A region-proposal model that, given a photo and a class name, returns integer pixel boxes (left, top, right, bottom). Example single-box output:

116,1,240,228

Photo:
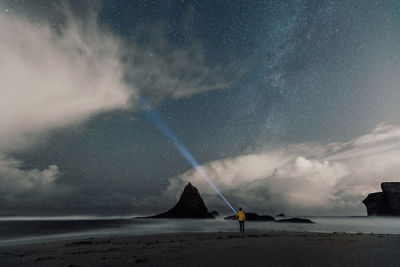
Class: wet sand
1,231,400,266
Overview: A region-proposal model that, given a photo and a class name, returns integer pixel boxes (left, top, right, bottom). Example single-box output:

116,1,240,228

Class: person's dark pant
239,221,245,232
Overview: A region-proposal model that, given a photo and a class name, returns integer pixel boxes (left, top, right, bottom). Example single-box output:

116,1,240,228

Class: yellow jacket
236,210,245,221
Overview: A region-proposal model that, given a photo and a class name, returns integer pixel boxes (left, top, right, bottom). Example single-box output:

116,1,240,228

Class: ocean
1,215,400,246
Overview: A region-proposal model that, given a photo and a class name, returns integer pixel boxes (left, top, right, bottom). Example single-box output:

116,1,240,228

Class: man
236,208,246,232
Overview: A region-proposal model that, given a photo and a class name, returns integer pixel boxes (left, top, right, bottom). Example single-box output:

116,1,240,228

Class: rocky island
224,213,275,221
363,182,400,216
147,182,216,219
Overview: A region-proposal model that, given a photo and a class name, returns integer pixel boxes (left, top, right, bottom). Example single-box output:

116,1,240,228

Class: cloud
0,155,60,194
166,123,400,215
0,154,72,211
0,8,237,152
0,12,131,153
0,6,238,205
0,8,132,200
124,26,241,103
0,6,134,202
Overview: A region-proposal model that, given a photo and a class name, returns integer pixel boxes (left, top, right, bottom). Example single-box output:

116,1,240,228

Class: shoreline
1,231,400,266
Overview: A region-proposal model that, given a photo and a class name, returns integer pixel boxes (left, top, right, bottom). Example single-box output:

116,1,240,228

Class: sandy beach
1,231,400,266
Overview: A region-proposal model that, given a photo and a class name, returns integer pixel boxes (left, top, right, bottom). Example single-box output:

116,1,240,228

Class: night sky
1,0,400,216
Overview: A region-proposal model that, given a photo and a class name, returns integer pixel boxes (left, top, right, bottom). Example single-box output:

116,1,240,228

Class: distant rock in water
276,218,315,224
363,182,400,216
276,213,285,217
149,182,215,219
224,212,275,221
211,211,219,217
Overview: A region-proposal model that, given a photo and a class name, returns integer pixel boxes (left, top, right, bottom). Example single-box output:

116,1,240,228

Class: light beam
141,96,237,214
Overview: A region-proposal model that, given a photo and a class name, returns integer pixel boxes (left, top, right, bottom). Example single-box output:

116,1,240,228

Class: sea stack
363,182,400,216
150,182,215,219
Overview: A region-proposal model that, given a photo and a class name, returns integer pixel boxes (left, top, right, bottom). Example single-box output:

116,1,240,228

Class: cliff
149,182,215,219
363,182,400,216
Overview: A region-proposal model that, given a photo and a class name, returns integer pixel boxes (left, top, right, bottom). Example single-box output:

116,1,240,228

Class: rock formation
149,182,215,219
210,211,219,217
224,212,275,221
276,218,315,223
363,182,400,216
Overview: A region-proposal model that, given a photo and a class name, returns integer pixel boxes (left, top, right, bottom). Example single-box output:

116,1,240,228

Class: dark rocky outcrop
211,211,219,217
276,213,285,217
363,182,400,216
224,212,275,221
148,182,215,219
276,218,315,224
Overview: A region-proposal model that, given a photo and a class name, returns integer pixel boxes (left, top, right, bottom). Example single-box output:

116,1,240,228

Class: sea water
1,215,400,246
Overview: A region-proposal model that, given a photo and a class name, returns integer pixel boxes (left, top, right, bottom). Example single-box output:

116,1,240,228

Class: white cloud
166,123,400,215
0,13,131,153
0,154,61,195
0,9,236,154
0,9,133,198
0,7,236,201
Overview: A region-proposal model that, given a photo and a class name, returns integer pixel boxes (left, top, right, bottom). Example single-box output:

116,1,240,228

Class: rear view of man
236,208,246,232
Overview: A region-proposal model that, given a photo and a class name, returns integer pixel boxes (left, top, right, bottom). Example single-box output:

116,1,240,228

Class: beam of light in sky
140,96,237,214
